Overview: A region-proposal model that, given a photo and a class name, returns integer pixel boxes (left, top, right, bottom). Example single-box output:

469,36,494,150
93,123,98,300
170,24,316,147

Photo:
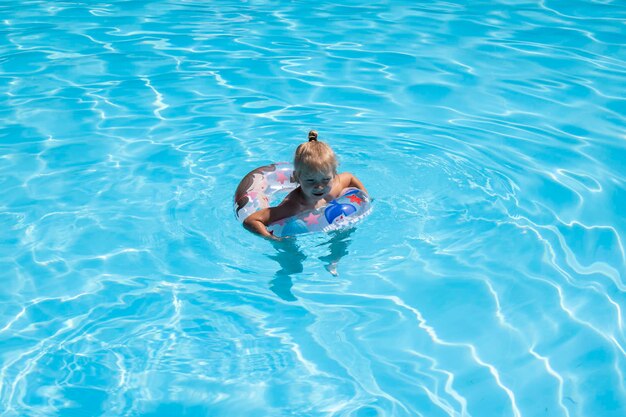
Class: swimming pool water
1,1,625,416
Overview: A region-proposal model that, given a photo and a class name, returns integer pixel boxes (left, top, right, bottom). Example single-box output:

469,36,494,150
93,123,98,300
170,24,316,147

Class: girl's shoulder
281,187,302,204
335,172,354,188
274,188,305,215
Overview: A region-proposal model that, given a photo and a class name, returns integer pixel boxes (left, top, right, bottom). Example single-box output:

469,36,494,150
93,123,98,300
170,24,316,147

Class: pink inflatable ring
234,163,371,237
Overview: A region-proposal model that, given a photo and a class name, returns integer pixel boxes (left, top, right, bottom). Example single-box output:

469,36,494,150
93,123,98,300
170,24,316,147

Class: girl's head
293,130,338,200
294,130,338,176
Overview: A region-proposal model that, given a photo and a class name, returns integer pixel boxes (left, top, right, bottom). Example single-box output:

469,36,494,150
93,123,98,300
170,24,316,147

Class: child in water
243,130,368,240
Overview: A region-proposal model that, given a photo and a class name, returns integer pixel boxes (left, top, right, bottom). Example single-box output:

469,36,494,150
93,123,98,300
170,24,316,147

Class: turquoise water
1,0,625,416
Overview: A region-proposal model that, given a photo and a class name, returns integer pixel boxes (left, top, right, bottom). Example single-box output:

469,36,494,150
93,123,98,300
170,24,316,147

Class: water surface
1,1,625,416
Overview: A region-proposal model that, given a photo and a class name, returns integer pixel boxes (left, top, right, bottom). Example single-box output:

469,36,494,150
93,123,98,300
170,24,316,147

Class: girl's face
297,167,335,201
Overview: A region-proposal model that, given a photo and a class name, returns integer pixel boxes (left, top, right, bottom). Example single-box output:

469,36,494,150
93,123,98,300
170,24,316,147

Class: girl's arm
338,172,368,195
243,208,275,239
243,203,296,240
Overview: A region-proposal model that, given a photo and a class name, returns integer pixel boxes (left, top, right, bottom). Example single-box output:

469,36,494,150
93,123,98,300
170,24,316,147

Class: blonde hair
293,130,338,176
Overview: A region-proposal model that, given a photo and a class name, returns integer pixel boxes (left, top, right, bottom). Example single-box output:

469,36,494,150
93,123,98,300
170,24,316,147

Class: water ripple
1,0,626,415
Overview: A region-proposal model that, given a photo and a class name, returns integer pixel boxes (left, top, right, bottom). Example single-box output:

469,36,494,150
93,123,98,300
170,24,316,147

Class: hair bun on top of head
308,130,318,142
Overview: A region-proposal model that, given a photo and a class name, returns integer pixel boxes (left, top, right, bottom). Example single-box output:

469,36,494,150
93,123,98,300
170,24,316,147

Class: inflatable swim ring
234,163,371,237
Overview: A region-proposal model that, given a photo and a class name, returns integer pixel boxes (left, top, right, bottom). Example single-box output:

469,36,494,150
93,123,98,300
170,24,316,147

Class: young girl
243,130,368,240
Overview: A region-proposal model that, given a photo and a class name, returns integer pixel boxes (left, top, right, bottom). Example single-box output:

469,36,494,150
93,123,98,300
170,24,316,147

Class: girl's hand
269,234,294,242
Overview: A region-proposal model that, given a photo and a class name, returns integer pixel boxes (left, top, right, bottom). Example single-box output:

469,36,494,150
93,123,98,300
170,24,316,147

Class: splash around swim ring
234,162,371,238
